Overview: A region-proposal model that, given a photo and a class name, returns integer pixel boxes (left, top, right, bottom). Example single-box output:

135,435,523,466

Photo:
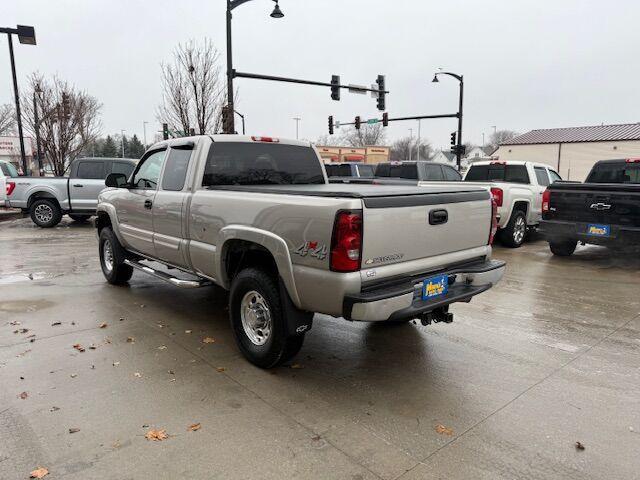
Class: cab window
548,169,562,183
162,148,192,191
356,164,374,178
534,166,550,186
76,161,105,179
111,161,135,178
424,164,444,181
132,150,166,189
442,165,462,181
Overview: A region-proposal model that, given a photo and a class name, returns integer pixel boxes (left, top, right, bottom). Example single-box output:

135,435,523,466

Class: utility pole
120,130,126,158
143,121,148,148
417,120,421,161
293,116,301,140
408,128,413,161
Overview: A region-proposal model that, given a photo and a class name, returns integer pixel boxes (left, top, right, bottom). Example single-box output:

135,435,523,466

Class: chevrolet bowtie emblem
590,203,612,211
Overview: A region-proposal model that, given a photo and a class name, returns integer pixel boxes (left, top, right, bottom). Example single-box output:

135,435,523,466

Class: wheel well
512,201,529,216
223,240,278,283
96,211,112,234
28,192,60,210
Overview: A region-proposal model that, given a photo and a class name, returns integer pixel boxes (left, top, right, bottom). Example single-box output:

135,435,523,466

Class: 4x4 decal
293,241,327,260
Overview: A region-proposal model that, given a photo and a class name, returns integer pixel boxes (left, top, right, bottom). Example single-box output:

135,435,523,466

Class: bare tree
486,129,518,154
21,73,102,175
313,134,342,147
337,123,386,147
390,136,433,161
0,104,16,135
158,39,227,136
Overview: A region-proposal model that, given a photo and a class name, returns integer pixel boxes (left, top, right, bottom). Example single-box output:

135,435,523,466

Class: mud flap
279,280,313,337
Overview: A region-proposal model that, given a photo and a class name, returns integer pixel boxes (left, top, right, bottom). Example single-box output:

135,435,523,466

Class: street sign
348,84,368,95
367,118,379,125
334,121,341,129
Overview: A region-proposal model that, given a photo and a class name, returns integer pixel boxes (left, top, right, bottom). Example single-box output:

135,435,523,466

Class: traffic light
450,132,457,147
328,116,334,135
162,123,169,140
61,92,71,120
382,112,389,127
331,75,340,101
376,75,386,111
355,116,361,130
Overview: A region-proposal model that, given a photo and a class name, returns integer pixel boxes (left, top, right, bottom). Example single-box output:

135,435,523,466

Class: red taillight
330,210,363,272
488,197,498,245
251,136,279,143
490,187,503,207
542,188,551,213
6,181,16,196
626,158,640,163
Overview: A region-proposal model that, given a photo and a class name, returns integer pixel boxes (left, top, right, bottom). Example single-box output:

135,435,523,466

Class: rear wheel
99,227,133,284
229,268,305,368
30,199,62,228
549,239,577,257
69,214,91,223
500,210,527,248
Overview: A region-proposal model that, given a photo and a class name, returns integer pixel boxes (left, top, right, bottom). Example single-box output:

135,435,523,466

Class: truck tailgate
360,189,491,267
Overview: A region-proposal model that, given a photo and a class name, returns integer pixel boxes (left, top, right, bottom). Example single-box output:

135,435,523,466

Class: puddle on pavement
0,272,53,285
0,299,55,313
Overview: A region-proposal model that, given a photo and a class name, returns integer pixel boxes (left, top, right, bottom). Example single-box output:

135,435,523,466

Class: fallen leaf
16,350,31,357
71,321,76,326
112,440,121,449
290,364,303,369
99,323,107,329
70,373,78,378
311,434,321,441
51,322,61,326
119,317,124,321
134,372,142,378
216,367,225,373
145,429,168,441
158,345,167,350
112,362,120,367
126,337,135,343
187,423,201,432
169,378,176,383
30,467,49,478
575,441,585,450
167,370,175,375
140,304,146,308
157,324,165,328
202,337,216,344
73,344,85,353
68,428,80,434
185,330,192,334
10,320,20,326
89,344,97,350
18,391,28,400
435,424,454,436
50,406,60,412
20,328,29,334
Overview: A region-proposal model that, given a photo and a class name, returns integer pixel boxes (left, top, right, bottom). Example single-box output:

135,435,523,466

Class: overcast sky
2,0,639,150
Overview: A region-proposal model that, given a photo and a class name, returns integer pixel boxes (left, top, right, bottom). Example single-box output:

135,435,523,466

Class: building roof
502,123,640,146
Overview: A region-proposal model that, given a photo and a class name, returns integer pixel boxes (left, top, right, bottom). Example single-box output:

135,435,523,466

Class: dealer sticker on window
422,274,449,301
587,224,610,237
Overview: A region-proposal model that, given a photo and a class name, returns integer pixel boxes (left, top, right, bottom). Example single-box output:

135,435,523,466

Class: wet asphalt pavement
1,217,639,479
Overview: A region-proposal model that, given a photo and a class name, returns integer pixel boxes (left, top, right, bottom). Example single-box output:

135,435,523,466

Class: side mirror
105,173,128,188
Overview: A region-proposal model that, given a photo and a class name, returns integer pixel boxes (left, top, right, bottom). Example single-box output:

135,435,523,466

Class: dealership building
315,145,390,164
0,135,37,174
493,123,640,181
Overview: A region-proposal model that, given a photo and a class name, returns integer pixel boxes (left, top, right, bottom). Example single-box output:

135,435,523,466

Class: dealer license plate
422,274,449,301
587,224,610,237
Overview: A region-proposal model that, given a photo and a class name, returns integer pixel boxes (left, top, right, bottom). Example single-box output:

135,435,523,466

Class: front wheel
99,227,133,284
30,199,62,228
229,268,305,368
500,210,527,248
549,239,577,257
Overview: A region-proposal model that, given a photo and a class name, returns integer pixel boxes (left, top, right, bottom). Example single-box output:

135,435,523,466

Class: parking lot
1,216,639,480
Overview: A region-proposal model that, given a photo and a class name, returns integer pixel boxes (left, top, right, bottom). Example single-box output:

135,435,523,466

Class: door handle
144,199,153,209
73,184,83,187
429,209,448,225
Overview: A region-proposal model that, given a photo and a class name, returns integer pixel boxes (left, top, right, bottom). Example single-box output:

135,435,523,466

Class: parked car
324,162,375,181
463,160,562,247
96,135,505,368
6,157,137,227
374,161,462,184
540,158,640,256
1,159,20,207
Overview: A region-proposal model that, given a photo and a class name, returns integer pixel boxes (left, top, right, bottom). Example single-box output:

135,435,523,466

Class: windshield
0,161,19,177
203,142,325,186
586,162,640,183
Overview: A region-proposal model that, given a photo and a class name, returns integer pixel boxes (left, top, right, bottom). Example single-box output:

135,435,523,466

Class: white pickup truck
96,135,505,368
463,160,562,247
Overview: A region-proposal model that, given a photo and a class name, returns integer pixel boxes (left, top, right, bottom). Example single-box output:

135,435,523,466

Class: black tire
229,268,305,368
99,227,133,284
30,199,62,228
549,239,577,257
500,210,527,248
69,214,91,223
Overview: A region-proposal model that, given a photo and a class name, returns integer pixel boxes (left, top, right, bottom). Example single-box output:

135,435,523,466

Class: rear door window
424,164,444,181
534,166,550,186
203,142,325,186
76,161,105,179
1,162,19,177
162,148,192,191
442,165,462,181
111,162,135,178
549,169,562,183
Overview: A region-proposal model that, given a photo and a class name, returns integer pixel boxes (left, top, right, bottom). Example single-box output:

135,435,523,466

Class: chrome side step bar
124,259,211,289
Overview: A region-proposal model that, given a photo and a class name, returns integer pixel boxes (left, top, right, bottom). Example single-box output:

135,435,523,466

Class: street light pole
225,0,284,134
293,116,301,139
417,120,421,161
120,130,126,158
433,71,464,170
143,121,148,148
408,128,413,161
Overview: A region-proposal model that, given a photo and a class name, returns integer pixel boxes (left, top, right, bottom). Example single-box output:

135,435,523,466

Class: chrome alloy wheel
513,215,526,244
102,239,114,273
34,204,53,224
240,290,272,346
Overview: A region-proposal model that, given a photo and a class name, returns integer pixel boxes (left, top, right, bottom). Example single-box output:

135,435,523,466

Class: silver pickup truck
96,135,505,368
7,157,137,227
